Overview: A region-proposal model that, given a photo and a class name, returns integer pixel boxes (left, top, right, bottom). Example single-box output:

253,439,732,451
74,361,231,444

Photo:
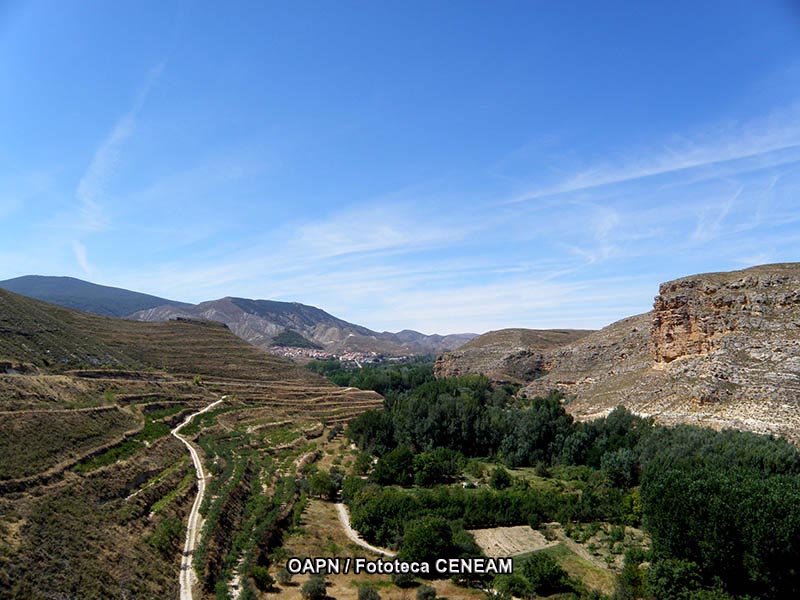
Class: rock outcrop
514,264,800,442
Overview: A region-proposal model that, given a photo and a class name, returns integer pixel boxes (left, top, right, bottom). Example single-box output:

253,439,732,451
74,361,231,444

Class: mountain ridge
130,295,477,355
0,275,191,318
0,275,477,355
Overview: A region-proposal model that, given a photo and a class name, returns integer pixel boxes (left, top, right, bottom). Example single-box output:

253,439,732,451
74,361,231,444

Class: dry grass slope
0,289,382,599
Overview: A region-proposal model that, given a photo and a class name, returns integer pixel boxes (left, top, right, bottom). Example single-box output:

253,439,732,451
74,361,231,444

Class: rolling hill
131,296,477,355
0,275,191,318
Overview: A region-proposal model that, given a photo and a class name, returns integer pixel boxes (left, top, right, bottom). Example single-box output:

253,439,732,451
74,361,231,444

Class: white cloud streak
502,104,800,205
71,240,92,276
75,61,165,232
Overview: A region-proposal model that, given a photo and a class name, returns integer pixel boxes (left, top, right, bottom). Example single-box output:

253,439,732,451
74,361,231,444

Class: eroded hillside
522,264,800,441
434,328,594,383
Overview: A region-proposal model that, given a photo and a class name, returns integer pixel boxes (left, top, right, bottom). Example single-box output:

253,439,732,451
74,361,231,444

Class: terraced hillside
0,289,381,599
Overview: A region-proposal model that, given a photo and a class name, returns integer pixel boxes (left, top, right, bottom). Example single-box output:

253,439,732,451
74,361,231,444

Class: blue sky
2,1,800,334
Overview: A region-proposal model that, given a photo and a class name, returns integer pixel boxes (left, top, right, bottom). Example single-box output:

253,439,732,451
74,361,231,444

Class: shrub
416,584,437,600
359,585,381,600
489,466,512,490
251,566,274,591
301,574,327,599
276,567,292,585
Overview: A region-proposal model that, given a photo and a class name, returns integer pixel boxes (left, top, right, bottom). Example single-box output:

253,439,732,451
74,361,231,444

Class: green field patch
151,469,195,514
179,406,240,436
142,403,186,420
264,425,303,445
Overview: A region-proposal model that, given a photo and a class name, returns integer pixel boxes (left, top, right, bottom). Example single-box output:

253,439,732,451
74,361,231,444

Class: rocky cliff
520,263,800,441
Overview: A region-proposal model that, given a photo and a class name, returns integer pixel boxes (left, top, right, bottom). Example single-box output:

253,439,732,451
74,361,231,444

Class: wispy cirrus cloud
71,240,93,276
74,61,165,232
501,104,800,205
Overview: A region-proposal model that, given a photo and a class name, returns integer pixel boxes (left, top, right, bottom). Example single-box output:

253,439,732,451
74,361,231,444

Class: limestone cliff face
519,263,800,442
651,267,800,363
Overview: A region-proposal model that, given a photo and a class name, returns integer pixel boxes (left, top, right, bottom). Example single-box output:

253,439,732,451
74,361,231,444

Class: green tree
413,448,465,486
399,516,457,565
354,451,373,475
371,445,414,486
309,470,337,499
489,466,512,490
494,574,533,598
644,559,702,600
601,448,639,488
519,552,569,596
251,566,274,592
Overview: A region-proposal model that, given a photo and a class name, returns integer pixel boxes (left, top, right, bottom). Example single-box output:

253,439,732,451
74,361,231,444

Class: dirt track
172,396,225,600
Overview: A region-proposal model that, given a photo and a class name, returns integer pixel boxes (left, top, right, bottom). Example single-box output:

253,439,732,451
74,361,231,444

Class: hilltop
434,328,594,383
0,275,190,318
130,296,476,356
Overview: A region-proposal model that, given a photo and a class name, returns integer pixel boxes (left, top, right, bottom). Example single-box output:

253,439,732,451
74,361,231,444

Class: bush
392,571,415,588
276,567,292,585
359,585,381,600
251,566,274,591
301,574,327,599
489,466,512,490
416,584,437,599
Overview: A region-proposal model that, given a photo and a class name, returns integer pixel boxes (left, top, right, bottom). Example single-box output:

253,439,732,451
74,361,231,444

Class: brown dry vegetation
0,289,382,599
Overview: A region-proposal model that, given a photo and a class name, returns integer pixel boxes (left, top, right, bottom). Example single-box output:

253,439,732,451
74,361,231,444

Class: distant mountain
0,275,190,318
0,276,477,355
131,296,477,355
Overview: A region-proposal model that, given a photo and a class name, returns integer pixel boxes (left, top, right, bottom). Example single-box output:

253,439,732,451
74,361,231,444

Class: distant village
267,345,409,366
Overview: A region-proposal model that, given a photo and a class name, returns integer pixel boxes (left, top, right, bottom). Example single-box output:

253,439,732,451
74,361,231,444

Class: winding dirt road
335,502,396,557
172,396,226,600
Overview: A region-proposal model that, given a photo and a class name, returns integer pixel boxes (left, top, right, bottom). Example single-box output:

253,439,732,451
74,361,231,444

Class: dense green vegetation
307,356,436,398
342,369,800,600
270,329,322,349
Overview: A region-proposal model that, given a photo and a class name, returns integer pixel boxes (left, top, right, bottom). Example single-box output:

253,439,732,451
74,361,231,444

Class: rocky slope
434,328,594,383
131,296,476,355
522,263,800,442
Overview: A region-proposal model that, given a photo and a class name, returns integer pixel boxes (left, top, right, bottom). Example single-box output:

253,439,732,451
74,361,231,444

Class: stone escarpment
651,267,800,363
474,263,800,442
